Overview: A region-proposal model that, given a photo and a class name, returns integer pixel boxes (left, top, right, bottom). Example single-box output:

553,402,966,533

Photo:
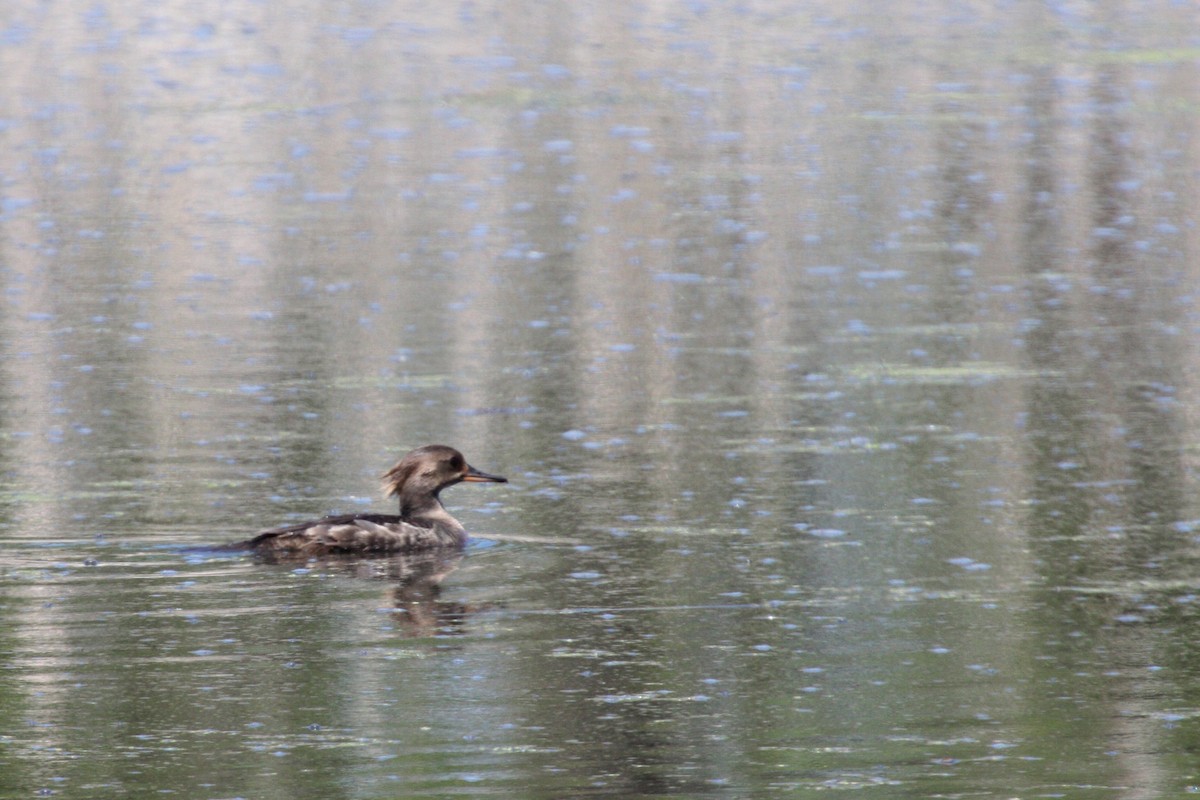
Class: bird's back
241,513,466,556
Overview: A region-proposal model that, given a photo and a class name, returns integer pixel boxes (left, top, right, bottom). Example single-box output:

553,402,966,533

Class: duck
233,444,507,556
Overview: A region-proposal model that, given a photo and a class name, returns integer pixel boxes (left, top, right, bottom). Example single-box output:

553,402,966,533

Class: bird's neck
400,492,459,528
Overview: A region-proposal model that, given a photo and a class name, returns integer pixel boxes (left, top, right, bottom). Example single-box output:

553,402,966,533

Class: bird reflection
256,548,486,637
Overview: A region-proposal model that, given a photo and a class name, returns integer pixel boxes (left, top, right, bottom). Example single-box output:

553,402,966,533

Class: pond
1,0,1199,797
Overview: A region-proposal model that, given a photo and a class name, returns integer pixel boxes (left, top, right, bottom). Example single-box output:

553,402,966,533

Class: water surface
1,0,1199,797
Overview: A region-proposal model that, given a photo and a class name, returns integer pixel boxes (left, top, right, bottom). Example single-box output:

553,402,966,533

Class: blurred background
1,1,1199,797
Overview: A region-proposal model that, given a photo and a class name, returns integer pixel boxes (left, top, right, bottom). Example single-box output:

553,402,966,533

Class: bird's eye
449,455,465,471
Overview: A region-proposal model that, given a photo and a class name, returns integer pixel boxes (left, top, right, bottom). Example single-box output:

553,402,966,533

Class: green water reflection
2,0,1200,797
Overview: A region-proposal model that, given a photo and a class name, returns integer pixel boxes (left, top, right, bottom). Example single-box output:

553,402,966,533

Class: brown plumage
232,445,507,556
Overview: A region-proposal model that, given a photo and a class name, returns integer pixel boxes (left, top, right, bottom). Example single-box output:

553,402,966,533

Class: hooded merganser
234,444,507,556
